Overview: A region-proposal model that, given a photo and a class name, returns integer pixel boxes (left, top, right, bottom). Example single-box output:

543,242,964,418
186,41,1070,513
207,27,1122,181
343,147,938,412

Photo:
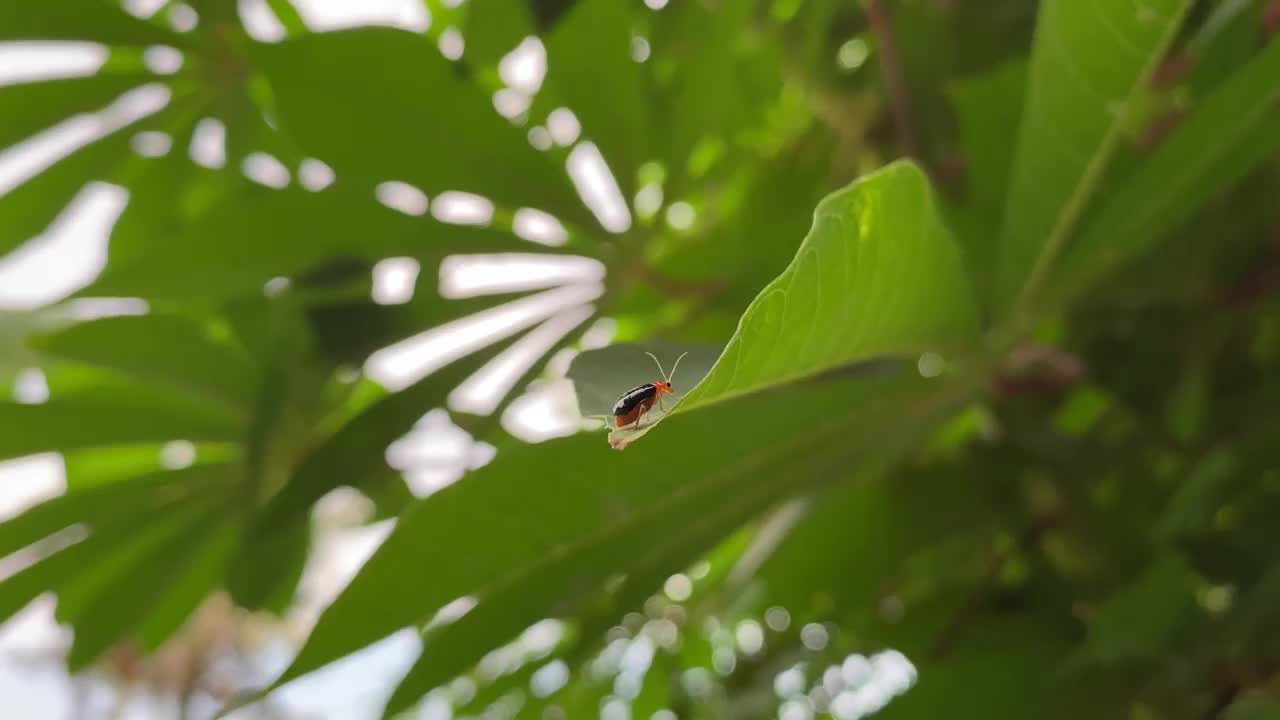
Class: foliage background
1,0,1280,718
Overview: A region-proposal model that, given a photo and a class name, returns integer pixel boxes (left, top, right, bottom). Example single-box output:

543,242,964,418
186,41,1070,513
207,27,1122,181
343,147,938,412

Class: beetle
612,351,688,429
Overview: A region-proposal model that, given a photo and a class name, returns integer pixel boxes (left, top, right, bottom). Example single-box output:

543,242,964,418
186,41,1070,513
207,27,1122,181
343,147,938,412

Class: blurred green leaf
649,0,783,191
264,0,307,35
997,0,1191,313
0,463,229,626
248,305,575,533
0,382,242,462
0,0,183,45
1077,552,1200,666
138,519,242,650
0,73,151,151
0,532,117,627
0,129,133,258
1156,448,1236,539
675,161,978,415
1224,692,1280,720
1054,36,1280,300
948,60,1026,306
85,183,548,299
63,496,226,670
228,520,309,613
754,464,996,628
878,615,1080,720
32,314,258,411
540,0,650,196
253,28,593,229
0,461,229,560
459,0,533,69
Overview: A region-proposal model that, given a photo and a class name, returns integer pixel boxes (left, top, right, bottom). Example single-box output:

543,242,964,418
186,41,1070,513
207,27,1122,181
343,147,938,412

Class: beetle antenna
668,352,689,385
645,351,667,381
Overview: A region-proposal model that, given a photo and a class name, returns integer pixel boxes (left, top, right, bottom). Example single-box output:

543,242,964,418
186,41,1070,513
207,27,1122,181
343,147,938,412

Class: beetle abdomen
613,383,657,416
613,384,658,427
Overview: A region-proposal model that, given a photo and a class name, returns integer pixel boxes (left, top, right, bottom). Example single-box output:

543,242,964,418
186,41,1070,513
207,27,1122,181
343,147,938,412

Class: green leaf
0,463,228,626
32,314,258,412
1077,552,1200,666
253,28,593,229
85,183,547,299
264,0,308,35
0,532,115,626
947,60,1027,306
649,0,782,190
0,461,231,560
248,314,541,531
1224,692,1280,720
0,0,183,45
458,0,533,69
0,73,152,152
1054,36,1280,300
266,365,957,708
754,464,997,627
138,519,243,650
540,0,650,196
1155,448,1236,539
236,302,596,607
877,615,1081,720
566,341,722,418
0,129,133,258
996,0,1191,313
674,161,978,415
0,307,76,377
63,497,226,670
227,519,309,613
0,382,243,462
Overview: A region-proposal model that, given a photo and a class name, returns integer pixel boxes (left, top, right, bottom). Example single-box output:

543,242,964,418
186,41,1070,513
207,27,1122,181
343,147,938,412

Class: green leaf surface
0,532,112,627
138,519,242,650
248,315,536,532
253,28,592,229
1054,36,1280,300
264,0,308,35
0,463,228,626
458,0,532,69
0,307,77,377
675,161,978,415
0,73,151,152
268,368,955,702
0,462,231,560
228,520,309,613
996,0,1191,313
1225,692,1280,720
85,183,549,299
0,383,243,462
0,0,183,45
32,314,258,411
63,498,225,670
236,302,595,602
948,60,1026,307
754,464,997,627
0,129,133,258
648,0,781,191
877,615,1080,720
1077,552,1200,666
540,0,650,196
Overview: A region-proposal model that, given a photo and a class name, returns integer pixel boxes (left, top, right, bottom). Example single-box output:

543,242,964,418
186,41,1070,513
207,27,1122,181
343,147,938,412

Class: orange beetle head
653,381,673,395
